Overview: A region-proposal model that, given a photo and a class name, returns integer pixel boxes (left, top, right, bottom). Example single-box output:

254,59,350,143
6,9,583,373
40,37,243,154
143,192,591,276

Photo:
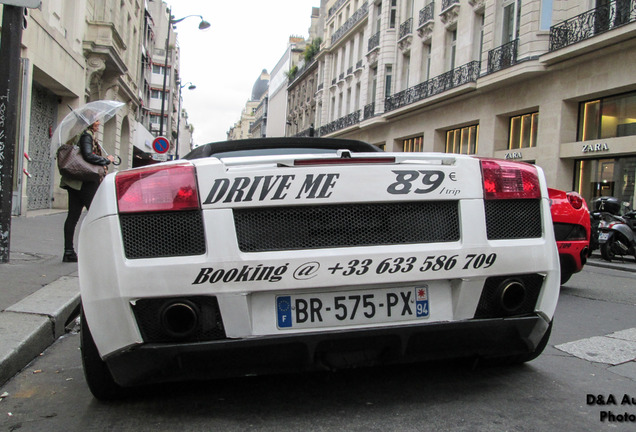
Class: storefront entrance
575,156,636,211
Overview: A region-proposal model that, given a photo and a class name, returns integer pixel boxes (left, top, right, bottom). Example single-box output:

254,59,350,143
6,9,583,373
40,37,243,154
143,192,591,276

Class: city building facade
282,0,636,210
3,0,194,215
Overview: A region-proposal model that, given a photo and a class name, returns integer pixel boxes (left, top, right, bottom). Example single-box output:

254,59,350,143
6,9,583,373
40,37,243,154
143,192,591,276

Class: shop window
402,136,423,152
574,156,636,210
578,91,636,141
446,125,479,155
509,112,538,149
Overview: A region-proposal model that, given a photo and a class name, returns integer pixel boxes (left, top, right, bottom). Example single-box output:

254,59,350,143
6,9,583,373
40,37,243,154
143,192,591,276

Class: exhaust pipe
161,300,199,338
499,279,526,313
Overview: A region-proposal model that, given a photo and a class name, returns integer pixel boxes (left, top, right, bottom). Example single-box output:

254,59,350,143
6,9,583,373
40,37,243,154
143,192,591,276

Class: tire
481,320,553,366
600,240,615,262
80,308,126,400
560,271,572,285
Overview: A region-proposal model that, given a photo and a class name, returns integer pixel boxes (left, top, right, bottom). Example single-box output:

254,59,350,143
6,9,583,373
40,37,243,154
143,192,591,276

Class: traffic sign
152,136,170,154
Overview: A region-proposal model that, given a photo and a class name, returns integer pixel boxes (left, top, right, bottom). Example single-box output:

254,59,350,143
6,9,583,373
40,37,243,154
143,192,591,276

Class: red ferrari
548,188,591,284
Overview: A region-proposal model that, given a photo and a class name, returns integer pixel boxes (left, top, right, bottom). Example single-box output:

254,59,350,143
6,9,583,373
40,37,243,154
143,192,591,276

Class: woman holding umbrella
51,100,124,263
61,120,114,262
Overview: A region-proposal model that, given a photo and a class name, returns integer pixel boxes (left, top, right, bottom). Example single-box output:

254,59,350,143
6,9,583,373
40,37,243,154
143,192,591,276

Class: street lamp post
175,81,196,159
158,7,209,144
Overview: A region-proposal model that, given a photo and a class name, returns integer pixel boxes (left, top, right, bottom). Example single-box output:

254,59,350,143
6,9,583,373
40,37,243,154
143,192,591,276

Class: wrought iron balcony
441,0,459,12
328,0,348,19
419,2,435,26
368,31,381,52
385,61,481,112
356,59,363,70
347,66,353,76
399,18,413,40
487,39,518,74
319,110,361,136
550,0,636,51
331,2,369,46
363,102,376,119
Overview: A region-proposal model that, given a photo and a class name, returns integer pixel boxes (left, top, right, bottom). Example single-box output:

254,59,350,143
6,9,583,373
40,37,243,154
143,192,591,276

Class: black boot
63,250,78,262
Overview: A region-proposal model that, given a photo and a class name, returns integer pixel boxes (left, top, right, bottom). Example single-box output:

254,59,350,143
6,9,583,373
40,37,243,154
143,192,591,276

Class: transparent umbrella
50,100,125,160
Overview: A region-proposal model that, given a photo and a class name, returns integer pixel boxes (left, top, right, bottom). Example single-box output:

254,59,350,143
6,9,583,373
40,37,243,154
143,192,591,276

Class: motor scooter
598,206,636,262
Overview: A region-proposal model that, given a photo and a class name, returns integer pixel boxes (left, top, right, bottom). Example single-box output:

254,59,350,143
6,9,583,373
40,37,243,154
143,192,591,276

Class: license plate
276,286,430,329
598,232,609,242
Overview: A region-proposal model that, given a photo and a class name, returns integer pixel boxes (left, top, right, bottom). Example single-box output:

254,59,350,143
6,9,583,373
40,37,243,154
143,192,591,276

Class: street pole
0,5,25,263
158,6,171,138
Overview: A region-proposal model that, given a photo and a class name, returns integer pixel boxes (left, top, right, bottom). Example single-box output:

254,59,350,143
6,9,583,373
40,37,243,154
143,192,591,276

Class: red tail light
480,159,541,200
566,191,584,210
116,163,200,213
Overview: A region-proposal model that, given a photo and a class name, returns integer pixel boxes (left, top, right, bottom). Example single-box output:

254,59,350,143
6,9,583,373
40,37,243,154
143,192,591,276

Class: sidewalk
1,212,635,387
0,210,82,386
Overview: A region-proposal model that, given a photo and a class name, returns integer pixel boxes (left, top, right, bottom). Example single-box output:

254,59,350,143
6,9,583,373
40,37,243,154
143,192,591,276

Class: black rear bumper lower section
106,314,550,387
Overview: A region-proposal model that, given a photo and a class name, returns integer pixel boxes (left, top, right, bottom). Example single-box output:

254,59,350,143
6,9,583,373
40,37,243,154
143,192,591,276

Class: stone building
228,69,270,140
4,0,194,214
286,0,636,208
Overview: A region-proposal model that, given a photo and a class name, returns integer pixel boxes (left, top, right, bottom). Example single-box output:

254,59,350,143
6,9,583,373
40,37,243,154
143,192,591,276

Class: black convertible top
182,137,382,160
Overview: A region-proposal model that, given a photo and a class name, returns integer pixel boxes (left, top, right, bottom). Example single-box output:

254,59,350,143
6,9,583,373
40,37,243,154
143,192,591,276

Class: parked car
548,188,590,284
78,138,560,399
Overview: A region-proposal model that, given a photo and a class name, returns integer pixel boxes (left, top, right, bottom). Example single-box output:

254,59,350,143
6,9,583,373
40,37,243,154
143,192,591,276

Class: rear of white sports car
78,138,559,399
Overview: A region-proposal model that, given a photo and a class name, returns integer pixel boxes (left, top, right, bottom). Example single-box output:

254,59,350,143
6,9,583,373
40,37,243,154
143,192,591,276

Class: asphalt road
1,264,635,432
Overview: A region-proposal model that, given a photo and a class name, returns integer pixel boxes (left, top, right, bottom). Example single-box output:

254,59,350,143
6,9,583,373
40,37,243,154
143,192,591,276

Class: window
509,112,539,149
376,2,382,33
446,125,479,154
421,43,432,81
502,0,521,44
390,0,397,29
578,91,636,141
369,66,378,102
447,30,457,71
474,13,485,63
540,0,553,31
151,89,165,100
152,64,164,74
401,53,410,90
385,65,393,97
402,136,423,152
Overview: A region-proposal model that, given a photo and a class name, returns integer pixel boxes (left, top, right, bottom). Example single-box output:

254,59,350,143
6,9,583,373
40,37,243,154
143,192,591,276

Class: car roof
182,137,383,160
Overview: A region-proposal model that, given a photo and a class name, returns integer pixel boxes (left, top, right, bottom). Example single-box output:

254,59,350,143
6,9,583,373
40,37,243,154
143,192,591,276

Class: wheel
600,240,615,262
80,308,126,400
481,320,553,366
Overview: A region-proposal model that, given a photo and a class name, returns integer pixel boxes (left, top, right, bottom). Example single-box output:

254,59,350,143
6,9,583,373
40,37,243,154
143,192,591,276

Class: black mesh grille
474,274,544,319
485,199,542,240
120,211,206,259
131,296,226,343
234,201,460,252
553,222,587,241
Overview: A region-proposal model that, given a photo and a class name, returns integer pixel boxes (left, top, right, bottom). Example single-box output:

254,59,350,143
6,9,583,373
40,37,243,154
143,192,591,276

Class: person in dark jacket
60,120,114,262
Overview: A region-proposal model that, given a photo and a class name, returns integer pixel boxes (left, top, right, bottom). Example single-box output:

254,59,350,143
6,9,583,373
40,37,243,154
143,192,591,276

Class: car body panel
79,139,560,387
548,188,590,281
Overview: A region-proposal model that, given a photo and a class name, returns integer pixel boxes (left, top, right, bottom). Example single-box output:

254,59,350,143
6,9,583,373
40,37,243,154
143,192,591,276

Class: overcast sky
168,1,319,146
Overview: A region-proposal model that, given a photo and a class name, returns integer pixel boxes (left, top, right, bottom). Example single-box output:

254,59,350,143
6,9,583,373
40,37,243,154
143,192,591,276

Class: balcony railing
419,2,435,26
331,2,369,46
363,102,376,119
441,0,459,12
368,31,381,51
328,0,347,19
319,110,361,136
385,61,480,112
399,18,413,40
487,39,518,74
550,0,636,51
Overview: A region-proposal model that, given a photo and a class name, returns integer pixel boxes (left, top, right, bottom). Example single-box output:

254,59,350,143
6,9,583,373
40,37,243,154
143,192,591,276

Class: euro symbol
449,172,457,181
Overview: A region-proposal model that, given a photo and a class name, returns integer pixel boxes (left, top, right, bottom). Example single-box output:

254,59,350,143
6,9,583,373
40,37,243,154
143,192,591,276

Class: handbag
56,143,106,182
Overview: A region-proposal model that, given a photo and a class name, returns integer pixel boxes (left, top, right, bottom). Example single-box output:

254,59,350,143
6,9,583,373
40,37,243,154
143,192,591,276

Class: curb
0,275,80,387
